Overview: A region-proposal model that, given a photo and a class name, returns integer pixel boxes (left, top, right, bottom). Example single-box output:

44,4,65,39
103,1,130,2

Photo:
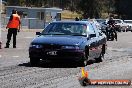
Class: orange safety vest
6,14,20,29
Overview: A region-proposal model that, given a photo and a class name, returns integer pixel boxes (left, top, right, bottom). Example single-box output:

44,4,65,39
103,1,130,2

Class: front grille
43,44,61,50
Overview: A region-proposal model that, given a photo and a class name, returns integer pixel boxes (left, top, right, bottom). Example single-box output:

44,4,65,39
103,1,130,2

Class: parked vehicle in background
29,21,107,66
81,19,101,30
96,19,106,23
123,20,132,32
90,19,101,30
96,19,107,34
113,19,129,32
81,19,89,21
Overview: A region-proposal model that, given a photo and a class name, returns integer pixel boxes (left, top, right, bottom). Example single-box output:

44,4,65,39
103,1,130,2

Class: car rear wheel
30,57,40,66
95,45,105,63
95,54,103,63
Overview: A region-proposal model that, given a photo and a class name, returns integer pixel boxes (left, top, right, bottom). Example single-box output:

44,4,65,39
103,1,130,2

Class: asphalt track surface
0,30,132,88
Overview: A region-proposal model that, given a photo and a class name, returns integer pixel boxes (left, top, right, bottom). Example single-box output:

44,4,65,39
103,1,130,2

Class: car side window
91,23,100,37
88,23,96,35
43,23,54,33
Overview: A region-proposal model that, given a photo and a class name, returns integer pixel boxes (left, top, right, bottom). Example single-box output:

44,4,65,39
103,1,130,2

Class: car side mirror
36,32,41,35
89,34,96,38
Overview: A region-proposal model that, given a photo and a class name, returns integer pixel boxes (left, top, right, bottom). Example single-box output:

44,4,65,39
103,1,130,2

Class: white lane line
12,56,19,58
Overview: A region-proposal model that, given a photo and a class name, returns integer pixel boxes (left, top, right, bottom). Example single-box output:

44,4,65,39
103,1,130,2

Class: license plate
47,51,57,55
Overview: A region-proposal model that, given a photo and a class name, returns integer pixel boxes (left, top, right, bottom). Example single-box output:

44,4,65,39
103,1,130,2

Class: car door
88,23,98,59
92,24,104,58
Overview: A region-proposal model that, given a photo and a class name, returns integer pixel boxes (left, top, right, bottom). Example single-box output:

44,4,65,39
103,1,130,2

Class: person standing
75,17,79,21
5,9,21,48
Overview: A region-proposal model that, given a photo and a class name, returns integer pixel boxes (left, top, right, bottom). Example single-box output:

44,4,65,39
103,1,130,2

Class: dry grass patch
61,10,81,20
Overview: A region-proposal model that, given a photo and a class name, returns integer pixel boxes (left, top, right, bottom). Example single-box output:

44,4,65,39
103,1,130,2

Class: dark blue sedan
29,21,107,66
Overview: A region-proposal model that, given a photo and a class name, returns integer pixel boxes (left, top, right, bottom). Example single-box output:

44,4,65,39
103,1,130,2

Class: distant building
6,6,62,29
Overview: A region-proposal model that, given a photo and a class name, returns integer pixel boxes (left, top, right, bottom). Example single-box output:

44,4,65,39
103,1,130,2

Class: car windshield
41,23,87,36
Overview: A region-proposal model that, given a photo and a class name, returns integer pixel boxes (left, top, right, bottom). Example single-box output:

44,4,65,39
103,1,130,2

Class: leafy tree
7,0,20,5
19,0,25,6
7,0,132,19
77,0,103,18
115,0,132,19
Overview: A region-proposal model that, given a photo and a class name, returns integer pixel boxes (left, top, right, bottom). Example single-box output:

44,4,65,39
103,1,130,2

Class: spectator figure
51,16,57,22
5,9,21,48
75,17,79,21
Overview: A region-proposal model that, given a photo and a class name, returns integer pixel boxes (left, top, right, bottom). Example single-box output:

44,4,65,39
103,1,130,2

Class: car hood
31,35,87,45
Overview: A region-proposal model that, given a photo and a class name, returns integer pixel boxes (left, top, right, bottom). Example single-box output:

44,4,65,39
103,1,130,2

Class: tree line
6,0,132,19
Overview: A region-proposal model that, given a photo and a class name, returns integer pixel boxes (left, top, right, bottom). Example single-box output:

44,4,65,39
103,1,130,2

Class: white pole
0,0,2,49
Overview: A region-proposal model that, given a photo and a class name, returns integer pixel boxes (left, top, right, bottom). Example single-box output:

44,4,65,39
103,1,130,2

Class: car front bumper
29,48,85,62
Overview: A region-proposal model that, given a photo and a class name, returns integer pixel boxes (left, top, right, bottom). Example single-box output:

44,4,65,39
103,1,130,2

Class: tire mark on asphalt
0,65,80,88
0,49,130,88
12,56,20,58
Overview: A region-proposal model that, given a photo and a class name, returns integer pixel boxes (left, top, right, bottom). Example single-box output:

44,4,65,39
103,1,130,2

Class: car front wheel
95,54,103,63
95,45,105,63
80,60,87,67
80,48,89,66
30,57,40,66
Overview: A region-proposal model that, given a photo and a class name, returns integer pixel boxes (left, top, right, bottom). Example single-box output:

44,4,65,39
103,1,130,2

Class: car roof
52,21,90,25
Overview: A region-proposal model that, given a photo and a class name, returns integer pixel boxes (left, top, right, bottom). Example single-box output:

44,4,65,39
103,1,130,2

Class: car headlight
30,44,43,48
61,46,79,49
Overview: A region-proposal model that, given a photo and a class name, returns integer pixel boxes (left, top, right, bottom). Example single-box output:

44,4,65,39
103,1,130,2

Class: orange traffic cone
81,67,88,78
79,67,91,86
